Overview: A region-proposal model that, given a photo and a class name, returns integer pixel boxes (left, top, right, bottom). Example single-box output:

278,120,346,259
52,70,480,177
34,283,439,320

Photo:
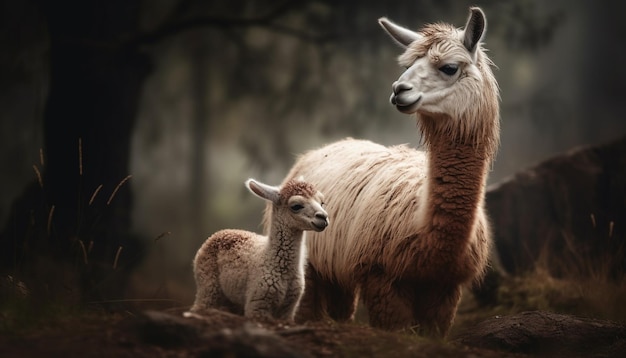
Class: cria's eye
439,64,459,76
290,204,304,212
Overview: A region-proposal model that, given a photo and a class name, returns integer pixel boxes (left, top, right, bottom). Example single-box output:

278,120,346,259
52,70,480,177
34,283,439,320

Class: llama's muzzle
390,81,422,113
392,81,413,95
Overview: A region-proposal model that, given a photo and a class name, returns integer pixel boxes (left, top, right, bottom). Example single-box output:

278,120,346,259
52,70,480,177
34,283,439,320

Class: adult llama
269,7,499,337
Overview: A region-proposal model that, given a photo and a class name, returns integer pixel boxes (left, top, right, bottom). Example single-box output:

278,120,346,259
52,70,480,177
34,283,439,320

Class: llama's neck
422,127,491,250
265,216,306,272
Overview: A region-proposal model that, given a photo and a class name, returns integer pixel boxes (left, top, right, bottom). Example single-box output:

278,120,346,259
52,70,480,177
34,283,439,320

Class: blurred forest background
1,0,625,306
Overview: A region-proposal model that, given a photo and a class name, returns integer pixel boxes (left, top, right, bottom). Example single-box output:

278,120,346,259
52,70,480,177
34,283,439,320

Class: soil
2,303,625,357
2,274,626,358
0,308,503,358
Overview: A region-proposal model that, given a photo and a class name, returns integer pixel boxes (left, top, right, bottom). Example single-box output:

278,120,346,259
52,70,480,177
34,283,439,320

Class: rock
486,136,626,277
138,310,207,347
137,310,309,358
201,322,308,358
454,311,626,357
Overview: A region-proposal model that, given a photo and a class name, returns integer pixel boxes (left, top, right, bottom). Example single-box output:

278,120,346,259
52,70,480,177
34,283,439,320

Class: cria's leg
245,299,274,321
245,276,278,320
296,265,357,323
189,252,235,315
189,272,225,314
276,281,305,322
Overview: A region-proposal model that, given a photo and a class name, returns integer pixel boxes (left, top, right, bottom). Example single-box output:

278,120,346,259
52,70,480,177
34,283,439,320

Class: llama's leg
410,284,462,338
295,266,325,321
362,270,462,338
360,271,414,331
325,281,358,322
296,265,357,323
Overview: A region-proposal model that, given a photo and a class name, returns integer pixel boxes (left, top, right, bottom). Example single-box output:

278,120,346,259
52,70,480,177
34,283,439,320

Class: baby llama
268,7,500,337
187,178,329,322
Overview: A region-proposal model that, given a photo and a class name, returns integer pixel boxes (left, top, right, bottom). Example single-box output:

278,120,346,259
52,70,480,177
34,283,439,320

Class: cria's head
246,178,329,232
278,177,316,201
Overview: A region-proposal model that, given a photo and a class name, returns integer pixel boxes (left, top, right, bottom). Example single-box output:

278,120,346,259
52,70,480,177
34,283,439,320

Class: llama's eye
290,204,304,212
439,64,459,76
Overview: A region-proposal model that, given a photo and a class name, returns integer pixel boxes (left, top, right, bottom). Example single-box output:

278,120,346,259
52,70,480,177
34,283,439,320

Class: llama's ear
378,17,422,48
463,7,486,56
246,179,280,203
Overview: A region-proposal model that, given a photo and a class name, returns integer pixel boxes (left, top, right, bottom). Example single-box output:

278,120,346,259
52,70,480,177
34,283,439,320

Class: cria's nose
316,213,328,221
392,81,412,95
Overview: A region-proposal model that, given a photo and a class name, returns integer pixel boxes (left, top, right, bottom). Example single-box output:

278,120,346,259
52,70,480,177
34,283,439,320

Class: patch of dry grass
452,267,626,339
498,268,626,321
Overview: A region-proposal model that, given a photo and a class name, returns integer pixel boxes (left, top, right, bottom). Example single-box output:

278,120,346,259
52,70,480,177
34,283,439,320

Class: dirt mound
455,310,626,357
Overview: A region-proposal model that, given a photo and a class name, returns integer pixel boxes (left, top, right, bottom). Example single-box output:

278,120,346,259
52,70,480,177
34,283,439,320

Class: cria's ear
246,179,280,204
378,17,423,48
463,7,486,56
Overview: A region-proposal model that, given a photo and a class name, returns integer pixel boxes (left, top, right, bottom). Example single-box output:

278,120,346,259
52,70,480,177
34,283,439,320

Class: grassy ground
1,266,625,357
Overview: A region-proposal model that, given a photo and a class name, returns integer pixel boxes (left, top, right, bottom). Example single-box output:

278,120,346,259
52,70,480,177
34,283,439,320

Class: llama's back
282,138,428,285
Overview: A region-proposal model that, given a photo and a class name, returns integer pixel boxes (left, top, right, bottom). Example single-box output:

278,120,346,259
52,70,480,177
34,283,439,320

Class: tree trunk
1,0,149,302
190,35,209,241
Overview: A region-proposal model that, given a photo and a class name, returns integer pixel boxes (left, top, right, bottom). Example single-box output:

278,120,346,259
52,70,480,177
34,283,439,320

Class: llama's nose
392,81,413,95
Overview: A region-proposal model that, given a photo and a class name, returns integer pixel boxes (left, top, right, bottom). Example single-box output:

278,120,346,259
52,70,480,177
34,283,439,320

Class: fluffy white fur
187,178,328,322
268,7,500,337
